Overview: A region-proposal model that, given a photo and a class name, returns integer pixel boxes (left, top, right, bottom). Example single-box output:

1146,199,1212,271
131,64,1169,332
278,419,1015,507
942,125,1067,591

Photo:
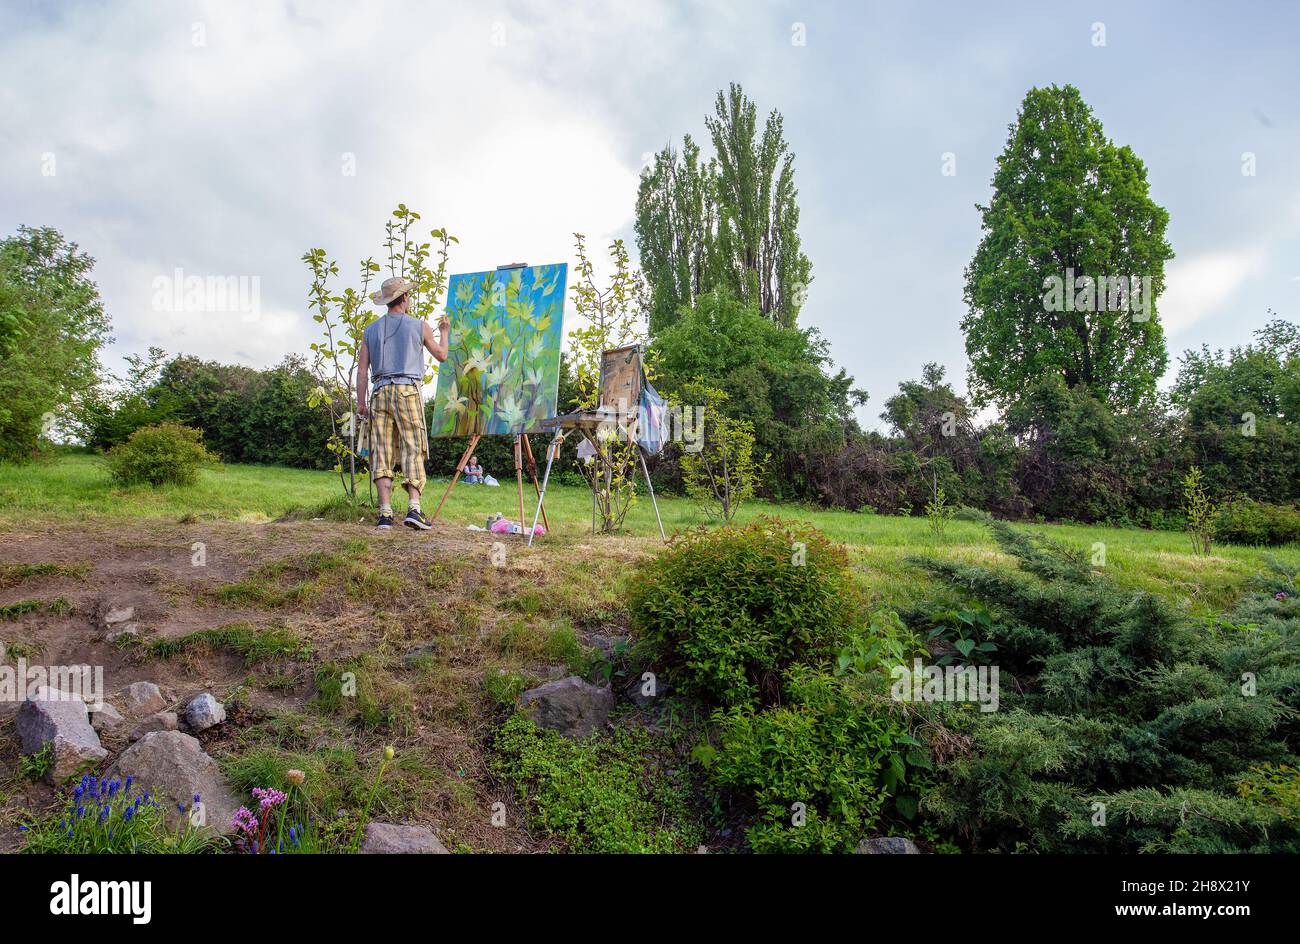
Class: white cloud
0,0,649,373
1160,248,1268,339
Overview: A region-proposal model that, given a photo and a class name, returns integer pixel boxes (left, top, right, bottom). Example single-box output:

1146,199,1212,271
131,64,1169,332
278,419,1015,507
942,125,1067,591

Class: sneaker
376,513,394,530
404,508,432,530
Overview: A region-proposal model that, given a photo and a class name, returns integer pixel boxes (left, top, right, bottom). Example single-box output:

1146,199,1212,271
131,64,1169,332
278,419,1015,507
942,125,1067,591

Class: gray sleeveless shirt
364,314,424,388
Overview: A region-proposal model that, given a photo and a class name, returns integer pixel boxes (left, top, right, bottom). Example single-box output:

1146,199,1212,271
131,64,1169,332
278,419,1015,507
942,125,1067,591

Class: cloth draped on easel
636,375,668,456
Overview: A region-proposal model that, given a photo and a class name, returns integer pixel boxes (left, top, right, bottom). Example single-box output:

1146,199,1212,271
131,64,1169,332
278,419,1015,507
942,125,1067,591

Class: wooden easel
527,344,667,547
430,431,549,534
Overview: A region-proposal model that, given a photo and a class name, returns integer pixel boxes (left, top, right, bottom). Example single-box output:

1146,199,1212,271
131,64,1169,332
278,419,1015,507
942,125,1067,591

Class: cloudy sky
3,0,1297,430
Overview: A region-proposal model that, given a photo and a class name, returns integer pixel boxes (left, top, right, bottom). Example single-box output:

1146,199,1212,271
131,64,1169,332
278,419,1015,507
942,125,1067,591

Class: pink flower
251,787,288,808
231,806,259,835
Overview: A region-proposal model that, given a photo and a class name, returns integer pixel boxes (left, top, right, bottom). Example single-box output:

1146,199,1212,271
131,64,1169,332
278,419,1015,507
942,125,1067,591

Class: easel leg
528,430,562,547
513,434,526,538
521,434,549,531
431,433,480,521
638,447,667,542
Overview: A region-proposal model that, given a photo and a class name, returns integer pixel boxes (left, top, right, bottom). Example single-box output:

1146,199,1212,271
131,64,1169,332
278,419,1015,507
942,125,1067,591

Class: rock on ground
90,702,126,735
183,693,226,732
129,711,179,742
16,686,108,783
519,676,613,739
94,591,158,631
105,623,140,644
856,837,922,854
623,671,665,707
359,822,449,854
112,731,240,836
121,681,167,717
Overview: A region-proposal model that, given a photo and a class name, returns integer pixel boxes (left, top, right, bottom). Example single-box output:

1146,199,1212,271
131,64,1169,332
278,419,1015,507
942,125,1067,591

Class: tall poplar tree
636,83,811,333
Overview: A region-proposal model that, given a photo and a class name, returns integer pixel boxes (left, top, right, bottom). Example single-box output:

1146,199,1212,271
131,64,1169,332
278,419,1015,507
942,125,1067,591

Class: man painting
356,277,450,530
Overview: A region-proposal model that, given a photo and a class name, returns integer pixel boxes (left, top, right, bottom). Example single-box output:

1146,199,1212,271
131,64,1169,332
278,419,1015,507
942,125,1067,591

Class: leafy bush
628,517,861,706
491,714,701,853
105,422,215,487
1215,498,1300,546
710,667,915,852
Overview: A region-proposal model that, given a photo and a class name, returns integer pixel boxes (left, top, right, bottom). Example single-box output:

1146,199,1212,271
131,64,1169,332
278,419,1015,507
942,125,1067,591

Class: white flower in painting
497,394,525,431
445,379,468,418
461,348,490,377
486,357,512,392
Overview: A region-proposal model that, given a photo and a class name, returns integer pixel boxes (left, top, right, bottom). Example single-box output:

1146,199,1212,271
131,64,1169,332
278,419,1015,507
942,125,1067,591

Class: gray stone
121,681,167,716
129,711,178,741
623,671,665,707
855,836,922,855
106,623,140,644
112,731,239,835
183,693,226,732
90,702,126,734
519,676,613,739
16,686,108,782
102,604,135,626
359,822,449,854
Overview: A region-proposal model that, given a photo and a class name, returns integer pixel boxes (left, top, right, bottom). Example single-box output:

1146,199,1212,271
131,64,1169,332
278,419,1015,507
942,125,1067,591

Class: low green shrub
491,714,701,853
627,517,861,706
1215,498,1300,547
105,422,216,487
908,520,1300,853
709,667,915,853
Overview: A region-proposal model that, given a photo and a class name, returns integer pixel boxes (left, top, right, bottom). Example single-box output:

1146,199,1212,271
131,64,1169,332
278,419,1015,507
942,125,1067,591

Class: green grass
3,452,1297,618
0,597,72,620
141,621,309,665
0,561,89,584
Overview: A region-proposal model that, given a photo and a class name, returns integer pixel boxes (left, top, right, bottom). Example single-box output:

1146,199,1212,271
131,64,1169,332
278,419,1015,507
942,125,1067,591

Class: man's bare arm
424,315,450,362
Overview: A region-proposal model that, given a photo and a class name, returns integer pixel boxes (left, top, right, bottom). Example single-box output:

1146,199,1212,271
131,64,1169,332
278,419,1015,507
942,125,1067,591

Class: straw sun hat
371,276,418,307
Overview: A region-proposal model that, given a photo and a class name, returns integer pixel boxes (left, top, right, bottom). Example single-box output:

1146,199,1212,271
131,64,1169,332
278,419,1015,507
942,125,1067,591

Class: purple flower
231,806,259,836
1276,592,1289,602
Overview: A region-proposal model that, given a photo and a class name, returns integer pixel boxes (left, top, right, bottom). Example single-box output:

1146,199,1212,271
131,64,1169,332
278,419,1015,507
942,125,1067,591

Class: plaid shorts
368,383,427,493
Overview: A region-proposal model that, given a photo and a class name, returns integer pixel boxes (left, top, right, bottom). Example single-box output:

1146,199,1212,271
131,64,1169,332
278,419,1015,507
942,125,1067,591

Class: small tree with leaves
679,381,762,522
567,234,649,534
1182,465,1216,555
303,204,454,502
924,474,955,535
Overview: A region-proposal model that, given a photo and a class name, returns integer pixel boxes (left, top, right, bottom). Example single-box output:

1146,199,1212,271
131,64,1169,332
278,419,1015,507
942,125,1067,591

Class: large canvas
429,263,567,437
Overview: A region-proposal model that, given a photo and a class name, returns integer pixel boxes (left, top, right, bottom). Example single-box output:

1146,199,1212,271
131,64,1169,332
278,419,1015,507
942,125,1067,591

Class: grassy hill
1,453,1297,853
